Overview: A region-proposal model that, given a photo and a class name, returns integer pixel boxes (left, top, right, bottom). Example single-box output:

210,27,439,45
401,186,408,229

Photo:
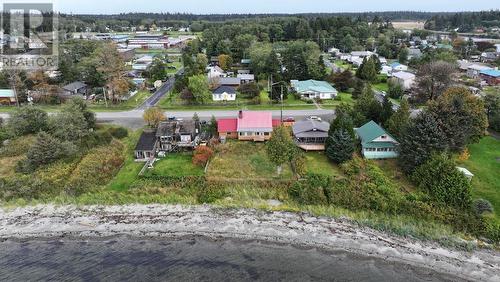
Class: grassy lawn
207,141,294,180
483,86,500,96
320,92,354,109
457,137,500,222
333,60,351,70
373,82,389,93
144,153,204,177
304,152,341,176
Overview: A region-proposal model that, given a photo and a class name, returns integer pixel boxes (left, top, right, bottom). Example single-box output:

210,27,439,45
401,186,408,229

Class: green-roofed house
0,89,16,105
355,120,399,159
291,79,338,100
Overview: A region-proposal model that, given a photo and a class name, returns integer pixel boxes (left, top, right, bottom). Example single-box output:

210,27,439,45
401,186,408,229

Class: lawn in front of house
304,152,341,176
207,141,294,180
457,136,500,222
144,153,205,177
373,82,389,93
320,92,354,109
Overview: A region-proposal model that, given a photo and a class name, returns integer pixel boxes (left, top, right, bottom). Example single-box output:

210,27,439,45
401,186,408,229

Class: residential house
237,74,255,84
292,119,330,151
217,111,280,142
381,65,392,76
355,121,399,159
134,130,158,160
392,72,415,90
458,60,473,72
207,66,226,79
391,62,408,72
132,55,154,71
408,48,423,60
480,69,500,85
378,57,388,65
156,120,200,152
291,80,338,100
212,85,237,101
0,89,16,105
481,52,498,63
218,77,241,87
351,56,364,67
350,51,374,58
467,64,492,78
62,81,89,96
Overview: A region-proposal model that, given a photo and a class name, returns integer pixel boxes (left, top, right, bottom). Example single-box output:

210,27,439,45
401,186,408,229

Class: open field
457,137,500,222
207,141,294,180
145,153,204,177
304,152,341,176
392,21,425,30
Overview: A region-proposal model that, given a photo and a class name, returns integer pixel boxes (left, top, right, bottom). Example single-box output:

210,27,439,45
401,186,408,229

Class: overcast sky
56,0,498,14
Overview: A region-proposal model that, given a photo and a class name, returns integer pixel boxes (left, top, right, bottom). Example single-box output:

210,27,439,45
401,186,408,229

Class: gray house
156,120,200,152
292,119,330,151
62,81,89,96
134,130,158,160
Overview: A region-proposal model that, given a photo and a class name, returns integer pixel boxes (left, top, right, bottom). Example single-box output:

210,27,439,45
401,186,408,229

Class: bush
474,199,494,215
65,140,125,195
412,154,472,209
0,135,36,157
192,146,214,167
197,184,227,204
8,107,48,136
291,153,307,177
289,174,330,205
19,132,77,172
0,175,54,201
108,127,129,139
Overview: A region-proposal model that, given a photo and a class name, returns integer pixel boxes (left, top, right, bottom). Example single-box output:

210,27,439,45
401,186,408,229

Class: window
264,132,270,136
381,135,387,139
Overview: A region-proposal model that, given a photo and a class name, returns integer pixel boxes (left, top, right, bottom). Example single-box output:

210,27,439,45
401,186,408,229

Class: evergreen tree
354,85,382,124
326,129,355,164
380,96,394,124
398,113,447,174
352,78,365,99
385,99,410,139
266,126,295,174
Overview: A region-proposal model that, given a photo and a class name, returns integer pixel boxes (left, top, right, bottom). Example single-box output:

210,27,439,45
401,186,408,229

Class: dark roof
213,85,236,95
179,120,197,135
292,120,330,138
63,81,87,92
135,130,157,151
156,121,177,137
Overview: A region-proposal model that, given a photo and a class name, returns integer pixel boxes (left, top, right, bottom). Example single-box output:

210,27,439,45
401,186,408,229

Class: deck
298,144,325,151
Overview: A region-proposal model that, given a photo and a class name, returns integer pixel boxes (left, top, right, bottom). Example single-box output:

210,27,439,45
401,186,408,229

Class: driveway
136,68,184,110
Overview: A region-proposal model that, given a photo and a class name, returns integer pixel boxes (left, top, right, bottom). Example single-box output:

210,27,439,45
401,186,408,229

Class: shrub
0,135,36,157
65,140,125,195
412,154,472,209
19,132,77,172
0,175,54,201
291,153,307,177
197,184,227,204
192,146,214,167
108,127,129,139
473,199,494,215
289,174,330,205
8,107,48,136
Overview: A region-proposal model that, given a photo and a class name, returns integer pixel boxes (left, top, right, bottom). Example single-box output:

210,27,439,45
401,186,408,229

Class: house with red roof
217,111,281,142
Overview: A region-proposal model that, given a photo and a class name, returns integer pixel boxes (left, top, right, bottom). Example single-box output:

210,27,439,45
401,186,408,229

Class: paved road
136,68,184,110
96,108,336,129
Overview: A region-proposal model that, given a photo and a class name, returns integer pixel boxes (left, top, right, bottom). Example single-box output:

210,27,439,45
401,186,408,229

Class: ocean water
0,237,464,282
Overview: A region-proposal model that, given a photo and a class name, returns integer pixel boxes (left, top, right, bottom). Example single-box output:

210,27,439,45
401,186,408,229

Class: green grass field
145,153,204,177
457,137,500,221
304,152,341,176
207,141,294,180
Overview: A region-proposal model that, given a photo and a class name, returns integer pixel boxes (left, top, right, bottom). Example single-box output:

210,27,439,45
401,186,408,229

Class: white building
391,62,408,72
207,66,226,79
212,86,237,101
392,71,416,90
291,80,338,100
467,64,493,78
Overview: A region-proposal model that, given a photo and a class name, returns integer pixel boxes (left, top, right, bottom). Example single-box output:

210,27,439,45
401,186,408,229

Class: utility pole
280,85,284,123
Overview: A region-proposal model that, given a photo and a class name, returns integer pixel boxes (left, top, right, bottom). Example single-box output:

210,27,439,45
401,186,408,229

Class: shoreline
0,204,498,281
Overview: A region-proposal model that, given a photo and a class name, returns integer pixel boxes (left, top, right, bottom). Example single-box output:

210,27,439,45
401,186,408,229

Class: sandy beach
0,204,498,281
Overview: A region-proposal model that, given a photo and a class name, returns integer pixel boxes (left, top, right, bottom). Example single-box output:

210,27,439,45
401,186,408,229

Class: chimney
238,110,243,119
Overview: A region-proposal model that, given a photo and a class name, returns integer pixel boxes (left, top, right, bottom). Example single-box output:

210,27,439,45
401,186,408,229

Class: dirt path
0,204,498,281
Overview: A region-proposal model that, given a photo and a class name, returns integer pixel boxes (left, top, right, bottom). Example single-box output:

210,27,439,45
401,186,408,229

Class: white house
351,57,364,67
207,66,226,79
381,65,392,76
212,85,237,101
237,74,255,84
392,71,415,90
291,80,338,100
391,62,408,72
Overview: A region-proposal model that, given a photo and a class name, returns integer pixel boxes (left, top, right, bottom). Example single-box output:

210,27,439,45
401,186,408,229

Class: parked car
308,116,322,121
